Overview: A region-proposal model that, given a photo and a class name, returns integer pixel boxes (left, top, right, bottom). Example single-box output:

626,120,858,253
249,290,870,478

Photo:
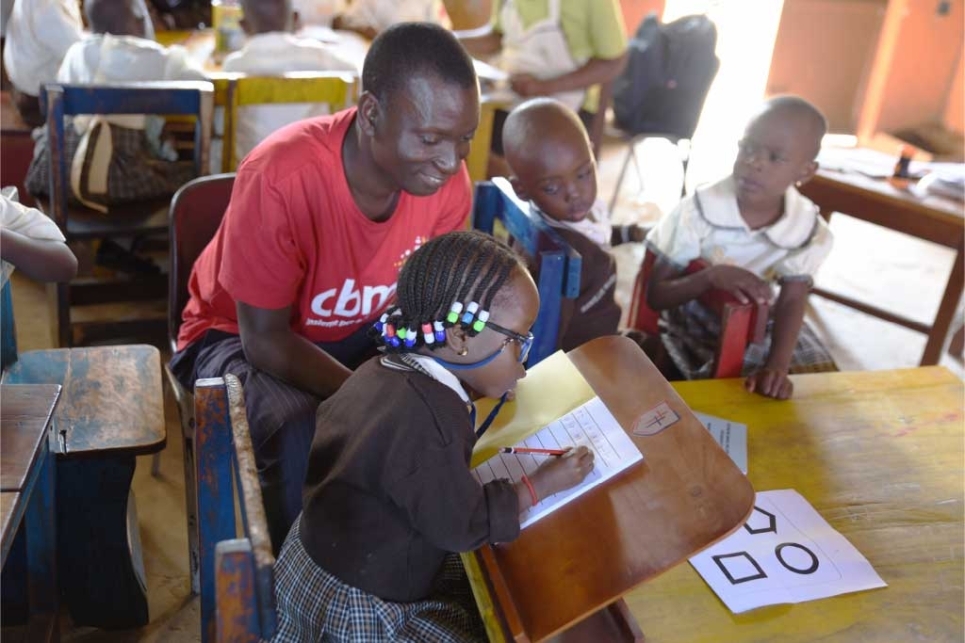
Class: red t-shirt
177,107,471,351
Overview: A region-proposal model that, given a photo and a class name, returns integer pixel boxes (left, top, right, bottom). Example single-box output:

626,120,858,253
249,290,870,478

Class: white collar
530,199,612,247
695,176,820,249
381,353,471,404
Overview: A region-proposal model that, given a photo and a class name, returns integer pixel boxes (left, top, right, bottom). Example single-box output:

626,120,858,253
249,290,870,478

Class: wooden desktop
467,341,963,642
465,336,756,642
799,168,964,366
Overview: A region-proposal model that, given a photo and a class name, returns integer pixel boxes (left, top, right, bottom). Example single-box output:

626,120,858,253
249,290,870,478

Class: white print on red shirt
304,236,427,329
307,278,397,328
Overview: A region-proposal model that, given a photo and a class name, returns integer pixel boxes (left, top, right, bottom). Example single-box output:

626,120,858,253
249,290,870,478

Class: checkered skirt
271,519,486,643
661,300,837,380
24,119,195,205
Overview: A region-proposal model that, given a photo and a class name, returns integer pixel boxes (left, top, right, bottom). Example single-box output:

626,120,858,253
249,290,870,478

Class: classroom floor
4,129,963,642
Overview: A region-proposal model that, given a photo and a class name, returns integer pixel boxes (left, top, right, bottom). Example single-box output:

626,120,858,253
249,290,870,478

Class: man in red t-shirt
170,22,479,549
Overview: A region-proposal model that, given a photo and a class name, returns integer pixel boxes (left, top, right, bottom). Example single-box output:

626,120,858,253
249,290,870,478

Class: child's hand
509,73,547,97
745,367,793,399
707,265,771,305
531,446,595,499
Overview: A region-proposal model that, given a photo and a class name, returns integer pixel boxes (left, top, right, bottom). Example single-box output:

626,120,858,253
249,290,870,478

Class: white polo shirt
646,176,833,285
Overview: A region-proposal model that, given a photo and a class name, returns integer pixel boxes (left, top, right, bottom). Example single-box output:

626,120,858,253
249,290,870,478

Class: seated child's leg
272,521,486,643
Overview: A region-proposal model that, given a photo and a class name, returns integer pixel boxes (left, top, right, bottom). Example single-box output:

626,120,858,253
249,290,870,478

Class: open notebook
473,396,643,529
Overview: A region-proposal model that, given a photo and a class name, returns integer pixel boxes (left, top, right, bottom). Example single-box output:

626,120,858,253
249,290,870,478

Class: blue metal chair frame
40,81,214,346
472,179,582,366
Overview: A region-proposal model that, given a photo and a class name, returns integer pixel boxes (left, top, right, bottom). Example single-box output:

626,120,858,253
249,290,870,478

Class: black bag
612,13,720,139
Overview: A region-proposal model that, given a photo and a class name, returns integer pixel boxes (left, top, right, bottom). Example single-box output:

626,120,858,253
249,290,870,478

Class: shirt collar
695,176,820,249
383,353,471,404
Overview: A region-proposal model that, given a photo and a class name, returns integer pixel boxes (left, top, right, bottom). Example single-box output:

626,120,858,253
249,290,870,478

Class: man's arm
237,302,353,399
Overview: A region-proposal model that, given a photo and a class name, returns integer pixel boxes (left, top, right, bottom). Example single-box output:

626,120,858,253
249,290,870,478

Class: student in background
170,23,479,551
2,0,85,127
24,0,206,209
1,191,78,283
218,0,357,167
272,230,594,641
502,97,646,352
459,0,627,177
645,95,836,400
332,0,445,41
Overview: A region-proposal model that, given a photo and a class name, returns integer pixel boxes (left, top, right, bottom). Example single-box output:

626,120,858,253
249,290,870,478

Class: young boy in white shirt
2,0,85,126
218,0,357,166
645,96,836,400
24,0,205,209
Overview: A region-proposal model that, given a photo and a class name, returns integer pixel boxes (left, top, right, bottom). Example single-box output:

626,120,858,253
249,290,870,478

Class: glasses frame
486,320,534,364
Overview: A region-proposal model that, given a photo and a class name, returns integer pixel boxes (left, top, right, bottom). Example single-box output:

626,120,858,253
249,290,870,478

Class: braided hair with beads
373,230,522,353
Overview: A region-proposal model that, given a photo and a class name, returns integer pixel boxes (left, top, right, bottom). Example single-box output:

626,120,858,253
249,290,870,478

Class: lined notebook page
473,397,644,529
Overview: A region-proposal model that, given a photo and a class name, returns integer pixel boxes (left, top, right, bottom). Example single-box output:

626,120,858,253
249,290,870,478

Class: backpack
612,13,720,139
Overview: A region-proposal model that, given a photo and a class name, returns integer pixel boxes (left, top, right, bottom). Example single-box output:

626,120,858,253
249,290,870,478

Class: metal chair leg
608,140,637,213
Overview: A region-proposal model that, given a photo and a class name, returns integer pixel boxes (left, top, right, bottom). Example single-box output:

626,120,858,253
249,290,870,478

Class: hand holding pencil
524,446,595,505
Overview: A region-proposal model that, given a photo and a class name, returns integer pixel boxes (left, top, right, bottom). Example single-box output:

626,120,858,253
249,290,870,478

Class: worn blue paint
195,378,236,643
23,433,58,631
471,181,583,366
1,281,17,372
215,540,260,642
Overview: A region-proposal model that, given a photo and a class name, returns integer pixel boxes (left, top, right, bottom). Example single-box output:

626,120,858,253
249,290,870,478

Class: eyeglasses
486,320,534,364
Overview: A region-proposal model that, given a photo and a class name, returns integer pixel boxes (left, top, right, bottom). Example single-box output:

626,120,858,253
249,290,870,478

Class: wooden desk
2,345,166,629
621,367,964,642
799,169,964,365
468,336,756,641
0,383,61,641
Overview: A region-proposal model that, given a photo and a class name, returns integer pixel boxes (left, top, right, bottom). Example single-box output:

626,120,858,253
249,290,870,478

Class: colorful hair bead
461,301,479,326
422,323,435,345
445,301,464,326
433,321,446,343
471,309,490,334
374,313,388,333
397,327,407,340
404,327,417,348
384,324,400,348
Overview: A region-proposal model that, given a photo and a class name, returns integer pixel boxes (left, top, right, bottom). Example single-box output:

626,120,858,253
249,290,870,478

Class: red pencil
500,446,571,457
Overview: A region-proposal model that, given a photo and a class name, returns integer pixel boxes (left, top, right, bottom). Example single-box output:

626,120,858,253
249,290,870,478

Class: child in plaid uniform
645,96,836,400
271,231,595,641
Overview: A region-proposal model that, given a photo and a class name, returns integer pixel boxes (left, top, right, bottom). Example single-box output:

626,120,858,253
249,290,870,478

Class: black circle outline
775,542,819,574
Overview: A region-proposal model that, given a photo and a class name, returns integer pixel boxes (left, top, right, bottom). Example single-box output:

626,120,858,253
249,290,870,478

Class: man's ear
445,324,471,356
797,160,818,187
356,92,380,137
509,176,530,202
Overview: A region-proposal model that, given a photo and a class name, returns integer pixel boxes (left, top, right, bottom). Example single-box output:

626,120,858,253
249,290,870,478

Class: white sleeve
644,196,704,269
36,0,84,61
162,45,208,81
0,196,66,241
774,217,833,282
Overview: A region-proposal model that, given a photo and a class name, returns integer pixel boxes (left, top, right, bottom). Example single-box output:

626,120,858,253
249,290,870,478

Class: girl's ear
445,324,471,356
797,160,818,186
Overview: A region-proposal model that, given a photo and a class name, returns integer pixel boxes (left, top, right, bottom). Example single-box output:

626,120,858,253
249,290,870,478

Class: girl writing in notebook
271,230,594,642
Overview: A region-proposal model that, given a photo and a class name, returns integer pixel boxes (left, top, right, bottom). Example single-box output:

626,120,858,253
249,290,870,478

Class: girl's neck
738,195,784,231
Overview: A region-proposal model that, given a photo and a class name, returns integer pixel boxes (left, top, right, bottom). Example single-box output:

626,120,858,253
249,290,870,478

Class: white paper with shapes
690,489,886,613
473,397,643,529
692,412,748,474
